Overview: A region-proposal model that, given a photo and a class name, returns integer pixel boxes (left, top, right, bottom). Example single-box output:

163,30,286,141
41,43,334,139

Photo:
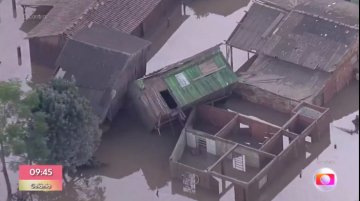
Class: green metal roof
164,52,238,107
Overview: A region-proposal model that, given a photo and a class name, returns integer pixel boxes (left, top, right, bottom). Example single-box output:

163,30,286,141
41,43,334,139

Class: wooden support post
230,47,233,68
22,6,26,21
17,46,22,66
12,0,17,18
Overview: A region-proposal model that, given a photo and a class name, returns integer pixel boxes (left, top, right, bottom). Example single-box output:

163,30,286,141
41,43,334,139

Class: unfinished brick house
170,101,331,201
226,0,359,113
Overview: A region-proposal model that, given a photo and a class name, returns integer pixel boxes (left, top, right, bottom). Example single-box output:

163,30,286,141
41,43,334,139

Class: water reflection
184,0,250,18
32,175,106,201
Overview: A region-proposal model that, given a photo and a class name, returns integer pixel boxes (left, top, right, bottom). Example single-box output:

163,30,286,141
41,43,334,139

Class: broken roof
24,0,162,38
56,25,150,120
239,55,330,102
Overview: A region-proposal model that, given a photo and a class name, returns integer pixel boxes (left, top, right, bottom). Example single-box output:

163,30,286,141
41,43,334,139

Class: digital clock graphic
18,165,63,191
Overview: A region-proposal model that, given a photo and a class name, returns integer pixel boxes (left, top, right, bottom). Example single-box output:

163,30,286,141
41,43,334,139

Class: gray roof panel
227,3,288,52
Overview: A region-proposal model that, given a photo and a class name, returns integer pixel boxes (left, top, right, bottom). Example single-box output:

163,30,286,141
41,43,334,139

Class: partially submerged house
128,45,238,131
170,101,331,201
227,0,359,113
55,24,151,123
20,0,179,73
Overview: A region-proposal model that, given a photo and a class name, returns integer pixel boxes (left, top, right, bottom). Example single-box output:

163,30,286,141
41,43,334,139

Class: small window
175,72,190,87
160,90,178,109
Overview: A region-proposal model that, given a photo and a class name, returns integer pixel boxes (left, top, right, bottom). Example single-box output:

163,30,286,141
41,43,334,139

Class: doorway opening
160,90,178,109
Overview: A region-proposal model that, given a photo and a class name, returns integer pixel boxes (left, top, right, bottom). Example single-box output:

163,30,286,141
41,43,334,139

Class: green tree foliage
34,79,102,171
0,80,49,200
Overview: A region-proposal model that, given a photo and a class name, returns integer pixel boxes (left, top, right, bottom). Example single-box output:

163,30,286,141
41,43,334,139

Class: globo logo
314,168,337,192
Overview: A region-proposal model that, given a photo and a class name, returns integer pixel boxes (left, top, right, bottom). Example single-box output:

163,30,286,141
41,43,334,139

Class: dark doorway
160,90,178,109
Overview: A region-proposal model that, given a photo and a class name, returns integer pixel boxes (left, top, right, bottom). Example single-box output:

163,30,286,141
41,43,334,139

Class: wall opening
160,90,178,109
282,135,290,150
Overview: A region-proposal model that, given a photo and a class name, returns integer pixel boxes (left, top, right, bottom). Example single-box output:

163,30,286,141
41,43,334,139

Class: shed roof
164,51,238,107
56,24,150,90
56,25,150,120
263,12,359,72
239,55,330,102
227,3,288,52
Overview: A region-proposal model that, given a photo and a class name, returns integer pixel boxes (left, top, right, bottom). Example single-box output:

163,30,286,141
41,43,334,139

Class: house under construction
170,101,330,201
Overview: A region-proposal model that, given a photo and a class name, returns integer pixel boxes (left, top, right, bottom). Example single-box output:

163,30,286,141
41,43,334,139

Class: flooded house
169,101,331,201
20,0,179,77
55,24,151,123
226,0,359,113
128,45,238,131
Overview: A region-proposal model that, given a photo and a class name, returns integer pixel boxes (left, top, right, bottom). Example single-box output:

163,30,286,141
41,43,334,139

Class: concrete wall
322,41,359,104
169,161,219,193
232,146,260,169
233,83,299,114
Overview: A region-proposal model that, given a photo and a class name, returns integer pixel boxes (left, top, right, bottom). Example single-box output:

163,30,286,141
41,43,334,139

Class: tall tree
0,80,48,200
34,79,102,172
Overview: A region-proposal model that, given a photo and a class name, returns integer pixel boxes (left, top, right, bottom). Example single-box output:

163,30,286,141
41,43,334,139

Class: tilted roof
163,49,238,107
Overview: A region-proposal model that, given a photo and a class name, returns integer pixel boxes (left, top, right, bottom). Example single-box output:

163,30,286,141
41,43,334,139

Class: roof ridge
64,0,109,36
294,9,359,30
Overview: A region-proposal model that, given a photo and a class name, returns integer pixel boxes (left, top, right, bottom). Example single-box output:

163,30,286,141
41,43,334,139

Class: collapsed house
20,0,179,74
128,45,238,131
226,0,359,113
55,24,151,123
170,101,330,201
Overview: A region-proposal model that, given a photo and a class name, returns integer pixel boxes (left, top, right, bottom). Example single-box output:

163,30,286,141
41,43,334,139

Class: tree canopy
34,79,102,171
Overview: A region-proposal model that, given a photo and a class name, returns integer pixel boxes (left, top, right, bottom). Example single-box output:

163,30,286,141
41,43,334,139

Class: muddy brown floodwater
0,0,359,201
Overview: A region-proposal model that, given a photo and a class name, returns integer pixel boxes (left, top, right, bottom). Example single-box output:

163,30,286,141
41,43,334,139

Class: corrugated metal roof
227,3,288,52
294,0,359,28
263,12,359,72
164,52,238,107
66,0,162,36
